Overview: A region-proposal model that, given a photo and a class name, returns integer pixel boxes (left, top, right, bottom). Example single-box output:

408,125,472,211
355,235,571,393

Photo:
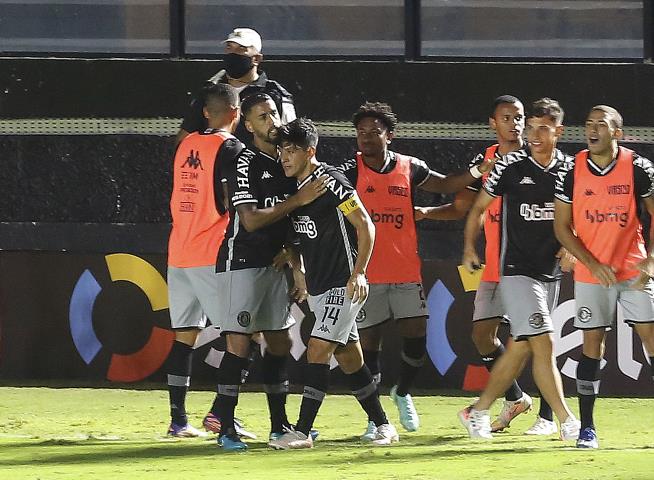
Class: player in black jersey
269,118,399,449
458,98,580,440
210,95,327,451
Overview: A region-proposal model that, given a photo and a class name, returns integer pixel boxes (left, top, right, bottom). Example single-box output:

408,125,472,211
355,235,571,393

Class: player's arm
341,194,375,304
415,189,476,221
462,190,494,272
237,177,329,233
633,195,654,286
553,199,615,286
417,162,490,194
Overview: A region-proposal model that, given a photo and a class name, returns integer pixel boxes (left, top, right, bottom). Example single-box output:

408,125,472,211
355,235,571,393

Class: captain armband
337,194,362,215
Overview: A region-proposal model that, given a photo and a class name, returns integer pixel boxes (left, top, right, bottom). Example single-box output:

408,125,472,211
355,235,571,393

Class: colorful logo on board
69,254,173,382
426,266,490,391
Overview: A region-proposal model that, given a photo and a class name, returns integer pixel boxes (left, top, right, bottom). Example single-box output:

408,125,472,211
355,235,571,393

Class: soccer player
417,96,551,434
209,96,327,451
458,98,580,440
339,101,492,439
269,118,399,449
165,83,242,437
553,105,654,449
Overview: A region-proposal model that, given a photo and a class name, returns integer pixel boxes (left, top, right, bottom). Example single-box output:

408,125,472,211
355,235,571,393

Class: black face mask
224,53,254,78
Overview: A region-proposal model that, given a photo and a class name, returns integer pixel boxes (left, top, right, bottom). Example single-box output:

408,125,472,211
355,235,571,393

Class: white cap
223,28,262,53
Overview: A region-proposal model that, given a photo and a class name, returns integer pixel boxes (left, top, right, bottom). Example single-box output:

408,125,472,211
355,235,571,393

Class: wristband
469,165,483,179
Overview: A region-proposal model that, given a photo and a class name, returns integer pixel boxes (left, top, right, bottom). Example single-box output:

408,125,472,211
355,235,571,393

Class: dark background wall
1,58,654,124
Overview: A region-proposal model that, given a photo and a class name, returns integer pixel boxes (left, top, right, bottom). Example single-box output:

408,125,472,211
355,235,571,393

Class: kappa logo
366,185,375,193
584,189,596,196
519,176,535,185
316,324,331,333
577,306,592,323
182,150,204,170
261,170,273,179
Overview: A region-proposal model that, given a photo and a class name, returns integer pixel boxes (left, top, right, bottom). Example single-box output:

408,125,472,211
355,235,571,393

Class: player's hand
462,249,482,273
476,157,493,174
346,273,368,304
556,247,577,273
290,268,309,303
272,248,291,271
295,175,328,206
632,257,654,290
589,260,617,287
414,206,430,221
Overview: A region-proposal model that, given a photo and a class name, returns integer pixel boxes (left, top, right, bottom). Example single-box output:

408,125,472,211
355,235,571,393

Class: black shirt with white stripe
217,146,297,272
291,163,359,295
484,147,573,282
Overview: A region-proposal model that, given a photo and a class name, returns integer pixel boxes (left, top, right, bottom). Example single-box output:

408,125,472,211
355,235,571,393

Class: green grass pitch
0,386,652,479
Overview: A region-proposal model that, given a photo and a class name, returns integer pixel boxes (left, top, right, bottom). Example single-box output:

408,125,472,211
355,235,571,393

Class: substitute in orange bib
165,83,243,437
554,105,654,449
416,96,550,435
338,102,491,439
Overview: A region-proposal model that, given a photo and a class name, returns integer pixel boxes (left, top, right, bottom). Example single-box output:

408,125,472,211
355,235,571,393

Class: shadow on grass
4,434,650,468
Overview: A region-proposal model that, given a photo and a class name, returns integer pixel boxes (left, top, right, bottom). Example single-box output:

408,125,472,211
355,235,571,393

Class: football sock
167,341,193,426
262,350,290,433
577,354,601,430
214,351,249,435
538,395,553,422
363,349,382,385
295,363,329,436
396,336,426,396
347,364,388,427
481,344,524,402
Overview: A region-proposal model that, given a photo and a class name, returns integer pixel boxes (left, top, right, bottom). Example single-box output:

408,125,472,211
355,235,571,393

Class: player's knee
265,334,292,356
398,316,427,337
471,325,496,353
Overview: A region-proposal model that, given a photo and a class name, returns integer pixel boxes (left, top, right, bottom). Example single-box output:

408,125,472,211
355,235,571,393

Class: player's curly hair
279,117,319,149
352,102,398,132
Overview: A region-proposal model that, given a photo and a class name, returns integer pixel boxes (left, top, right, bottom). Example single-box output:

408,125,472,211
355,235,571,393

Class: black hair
279,118,319,149
490,95,522,117
590,105,624,129
204,83,239,116
528,97,564,124
241,92,274,118
352,101,398,132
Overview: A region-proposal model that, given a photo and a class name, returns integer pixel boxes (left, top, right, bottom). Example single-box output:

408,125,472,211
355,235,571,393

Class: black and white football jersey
484,147,573,282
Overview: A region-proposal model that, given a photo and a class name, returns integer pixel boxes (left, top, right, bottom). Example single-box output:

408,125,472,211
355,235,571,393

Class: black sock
347,365,388,427
538,394,553,422
577,354,601,430
214,351,249,435
296,363,330,436
262,350,290,433
363,349,382,385
396,336,426,396
167,341,193,426
481,344,524,402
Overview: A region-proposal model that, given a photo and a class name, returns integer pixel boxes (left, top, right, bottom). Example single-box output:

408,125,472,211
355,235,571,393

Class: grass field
0,386,652,480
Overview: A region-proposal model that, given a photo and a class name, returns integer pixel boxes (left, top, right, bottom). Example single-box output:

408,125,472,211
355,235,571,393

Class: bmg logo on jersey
519,202,554,221
585,209,629,227
370,209,404,229
293,215,318,238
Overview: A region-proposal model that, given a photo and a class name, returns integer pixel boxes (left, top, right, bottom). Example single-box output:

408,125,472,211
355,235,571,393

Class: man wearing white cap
177,27,296,145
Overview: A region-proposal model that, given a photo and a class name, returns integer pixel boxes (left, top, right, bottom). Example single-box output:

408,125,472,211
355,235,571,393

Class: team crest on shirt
356,309,366,322
237,311,251,327
528,313,545,329
577,306,592,323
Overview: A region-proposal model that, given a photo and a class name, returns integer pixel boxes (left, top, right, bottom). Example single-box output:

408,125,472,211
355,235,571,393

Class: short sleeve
554,161,575,203
634,155,654,198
